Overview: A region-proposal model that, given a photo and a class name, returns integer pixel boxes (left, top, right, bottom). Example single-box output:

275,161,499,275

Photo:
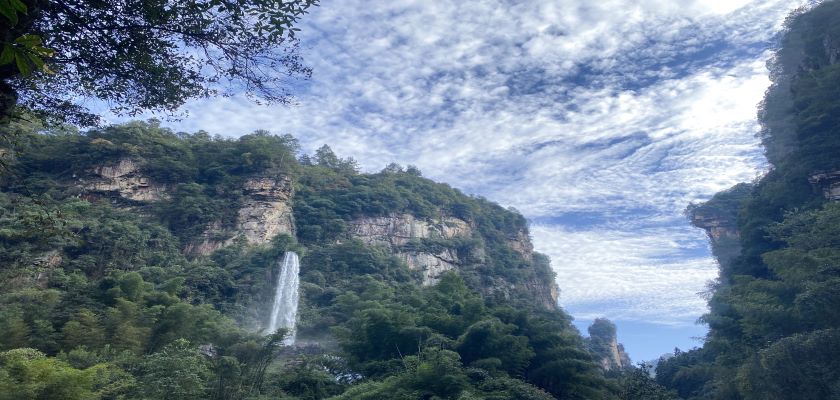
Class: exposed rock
691,212,739,242
691,210,742,271
184,221,232,256
809,170,840,200
587,318,631,371
33,250,63,269
481,274,559,310
186,176,295,256
524,276,560,309
33,250,63,288
508,229,534,260
399,250,458,286
237,176,295,245
688,184,751,271
349,214,471,247
82,158,168,202
349,214,472,285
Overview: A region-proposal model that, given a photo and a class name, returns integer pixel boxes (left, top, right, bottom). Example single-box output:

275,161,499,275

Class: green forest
658,1,840,399
1,0,840,399
0,119,673,399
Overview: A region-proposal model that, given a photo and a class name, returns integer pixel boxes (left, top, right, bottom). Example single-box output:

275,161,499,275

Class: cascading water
266,251,300,345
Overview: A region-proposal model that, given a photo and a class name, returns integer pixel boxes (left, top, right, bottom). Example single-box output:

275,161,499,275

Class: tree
0,0,319,125
0,348,99,400
618,364,678,400
137,339,212,400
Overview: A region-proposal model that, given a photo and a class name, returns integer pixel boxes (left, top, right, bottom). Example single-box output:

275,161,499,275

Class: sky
111,0,813,361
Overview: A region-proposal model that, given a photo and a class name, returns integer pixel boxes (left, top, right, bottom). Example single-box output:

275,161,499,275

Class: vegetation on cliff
0,119,669,399
657,2,840,398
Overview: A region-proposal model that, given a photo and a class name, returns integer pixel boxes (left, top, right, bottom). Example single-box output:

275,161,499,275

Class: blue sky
110,0,814,361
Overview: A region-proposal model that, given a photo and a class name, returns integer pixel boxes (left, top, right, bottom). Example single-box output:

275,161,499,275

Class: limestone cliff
587,318,632,371
347,213,559,308
508,229,534,260
80,158,168,202
524,274,560,310
237,176,296,244
688,183,750,270
186,176,295,255
809,170,840,200
348,214,472,286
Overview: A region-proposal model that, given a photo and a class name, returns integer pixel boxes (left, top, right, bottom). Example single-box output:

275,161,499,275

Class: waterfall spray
266,251,300,345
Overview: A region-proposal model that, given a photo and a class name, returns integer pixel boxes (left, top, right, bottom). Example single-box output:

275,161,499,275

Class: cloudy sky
122,0,813,361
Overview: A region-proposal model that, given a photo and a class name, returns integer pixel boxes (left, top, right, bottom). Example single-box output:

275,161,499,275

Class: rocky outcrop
184,221,232,256
81,158,167,202
524,276,560,309
238,177,295,245
508,229,534,260
349,214,472,285
691,212,739,243
688,183,751,270
691,210,742,271
587,318,631,371
809,170,840,200
349,214,471,247
187,176,295,256
399,250,459,286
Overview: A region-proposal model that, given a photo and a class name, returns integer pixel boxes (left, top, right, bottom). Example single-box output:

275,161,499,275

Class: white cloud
110,0,808,330
531,224,719,325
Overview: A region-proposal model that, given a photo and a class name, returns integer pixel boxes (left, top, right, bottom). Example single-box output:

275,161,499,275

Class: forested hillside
0,119,668,399
657,1,840,398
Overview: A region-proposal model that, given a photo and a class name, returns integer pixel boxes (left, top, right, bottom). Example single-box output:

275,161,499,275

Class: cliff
0,123,614,399
186,176,296,255
64,138,559,311
587,318,632,371
345,213,557,306
809,170,840,200
79,158,168,202
688,183,751,270
658,3,840,398
348,214,469,285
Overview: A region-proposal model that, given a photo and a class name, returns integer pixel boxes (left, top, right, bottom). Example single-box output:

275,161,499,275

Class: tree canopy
0,0,319,125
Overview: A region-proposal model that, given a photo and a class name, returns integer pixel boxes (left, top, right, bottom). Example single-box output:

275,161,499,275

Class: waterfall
266,251,300,345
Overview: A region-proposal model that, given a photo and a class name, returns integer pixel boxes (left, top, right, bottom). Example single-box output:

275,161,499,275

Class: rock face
691,210,742,271
399,250,460,286
809,170,840,200
348,213,559,307
691,212,739,243
82,158,167,202
508,229,534,260
349,214,471,247
349,214,472,286
187,176,295,256
238,177,296,245
587,318,631,371
524,276,560,310
688,183,751,271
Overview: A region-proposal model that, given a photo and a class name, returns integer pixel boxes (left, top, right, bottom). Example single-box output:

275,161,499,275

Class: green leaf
28,53,44,70
15,52,32,76
0,4,19,25
0,44,14,65
10,0,26,13
15,34,42,46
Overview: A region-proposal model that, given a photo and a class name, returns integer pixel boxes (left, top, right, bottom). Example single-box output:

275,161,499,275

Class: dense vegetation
657,2,840,398
0,119,672,399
